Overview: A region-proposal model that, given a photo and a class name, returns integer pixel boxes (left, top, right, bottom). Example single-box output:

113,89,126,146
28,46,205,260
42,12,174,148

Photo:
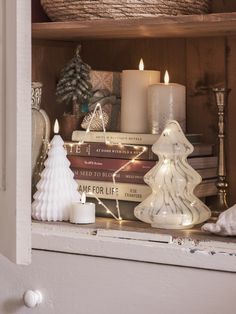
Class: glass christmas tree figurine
134,120,211,229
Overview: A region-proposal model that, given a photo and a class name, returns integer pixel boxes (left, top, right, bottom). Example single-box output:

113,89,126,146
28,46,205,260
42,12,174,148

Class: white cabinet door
1,250,236,314
0,0,31,264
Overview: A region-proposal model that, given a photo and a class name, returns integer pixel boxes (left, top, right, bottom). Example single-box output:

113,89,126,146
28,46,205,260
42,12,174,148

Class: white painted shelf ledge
32,218,236,273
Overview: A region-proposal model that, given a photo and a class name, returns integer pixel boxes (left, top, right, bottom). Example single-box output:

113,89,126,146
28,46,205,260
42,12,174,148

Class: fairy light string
75,102,147,221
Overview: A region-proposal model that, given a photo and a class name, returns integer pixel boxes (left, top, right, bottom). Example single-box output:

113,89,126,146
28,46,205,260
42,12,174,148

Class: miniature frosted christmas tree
134,120,211,229
56,45,92,117
32,120,81,221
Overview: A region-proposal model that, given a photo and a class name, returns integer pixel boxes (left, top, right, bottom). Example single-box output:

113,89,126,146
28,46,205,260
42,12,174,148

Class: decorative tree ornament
56,45,92,117
81,109,110,131
32,120,81,221
134,120,211,229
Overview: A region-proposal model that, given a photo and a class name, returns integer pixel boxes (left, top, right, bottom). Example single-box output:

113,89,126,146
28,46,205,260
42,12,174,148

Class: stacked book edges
72,130,203,146
67,132,217,220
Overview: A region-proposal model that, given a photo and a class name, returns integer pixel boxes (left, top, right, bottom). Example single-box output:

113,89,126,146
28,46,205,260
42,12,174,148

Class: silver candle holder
212,87,230,218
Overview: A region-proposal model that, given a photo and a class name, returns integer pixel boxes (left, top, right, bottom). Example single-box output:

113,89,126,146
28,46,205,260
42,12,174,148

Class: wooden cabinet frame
0,0,31,265
1,0,236,271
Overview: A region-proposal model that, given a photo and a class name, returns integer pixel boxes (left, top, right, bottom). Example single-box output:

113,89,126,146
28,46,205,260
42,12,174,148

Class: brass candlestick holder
212,87,230,219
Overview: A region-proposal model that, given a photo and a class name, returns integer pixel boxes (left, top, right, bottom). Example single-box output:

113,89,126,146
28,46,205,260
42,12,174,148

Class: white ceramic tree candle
121,59,160,133
32,120,81,221
134,120,211,229
147,71,186,134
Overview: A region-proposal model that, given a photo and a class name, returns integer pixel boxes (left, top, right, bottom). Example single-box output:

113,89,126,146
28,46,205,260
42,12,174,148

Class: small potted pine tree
56,45,92,140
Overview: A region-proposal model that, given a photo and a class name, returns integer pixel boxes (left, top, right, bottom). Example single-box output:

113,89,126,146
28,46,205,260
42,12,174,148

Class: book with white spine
72,131,202,145
77,179,217,203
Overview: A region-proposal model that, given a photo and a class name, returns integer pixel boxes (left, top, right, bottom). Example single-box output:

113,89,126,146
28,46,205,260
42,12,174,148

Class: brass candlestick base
211,87,230,219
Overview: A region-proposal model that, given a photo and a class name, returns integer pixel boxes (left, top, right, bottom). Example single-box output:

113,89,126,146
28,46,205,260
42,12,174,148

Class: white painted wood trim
32,221,236,273
0,0,5,191
0,0,31,265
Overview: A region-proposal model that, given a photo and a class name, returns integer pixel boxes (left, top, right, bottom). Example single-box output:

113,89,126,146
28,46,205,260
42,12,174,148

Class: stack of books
66,131,218,220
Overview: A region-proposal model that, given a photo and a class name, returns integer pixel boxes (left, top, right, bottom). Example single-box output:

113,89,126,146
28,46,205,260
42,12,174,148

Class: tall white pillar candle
121,59,160,133
147,71,186,134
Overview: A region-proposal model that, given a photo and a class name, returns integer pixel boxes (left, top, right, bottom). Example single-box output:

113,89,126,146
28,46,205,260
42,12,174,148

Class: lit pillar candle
147,71,186,134
70,192,96,224
121,59,160,133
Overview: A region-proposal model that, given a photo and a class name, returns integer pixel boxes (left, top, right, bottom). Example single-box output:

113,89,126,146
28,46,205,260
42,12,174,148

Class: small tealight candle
70,192,96,224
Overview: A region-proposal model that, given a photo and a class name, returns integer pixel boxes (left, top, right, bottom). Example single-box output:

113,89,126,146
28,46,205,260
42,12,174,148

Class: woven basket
40,0,209,21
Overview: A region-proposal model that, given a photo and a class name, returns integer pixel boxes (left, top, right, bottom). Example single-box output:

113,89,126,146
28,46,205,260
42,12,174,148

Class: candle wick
81,192,86,204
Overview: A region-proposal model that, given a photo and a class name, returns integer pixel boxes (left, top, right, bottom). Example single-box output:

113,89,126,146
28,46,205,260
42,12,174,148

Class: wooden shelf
32,218,236,272
33,217,236,244
32,12,236,40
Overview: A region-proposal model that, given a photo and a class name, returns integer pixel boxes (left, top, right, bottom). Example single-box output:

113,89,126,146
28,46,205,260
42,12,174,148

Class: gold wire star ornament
75,102,147,221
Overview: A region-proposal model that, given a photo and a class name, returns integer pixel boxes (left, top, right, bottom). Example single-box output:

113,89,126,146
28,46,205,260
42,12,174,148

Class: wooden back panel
31,0,236,205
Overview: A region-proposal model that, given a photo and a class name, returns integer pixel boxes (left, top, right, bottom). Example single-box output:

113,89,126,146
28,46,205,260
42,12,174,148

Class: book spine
68,156,155,172
72,168,145,184
76,179,217,202
72,167,217,184
197,168,217,179
91,197,207,221
65,142,155,160
87,197,138,221
188,156,217,169
65,142,214,160
72,131,202,145
72,131,159,145
69,156,218,172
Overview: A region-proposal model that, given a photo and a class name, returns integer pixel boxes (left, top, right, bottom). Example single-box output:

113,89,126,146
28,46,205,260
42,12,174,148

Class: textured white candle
147,71,186,134
70,193,95,224
32,120,81,222
121,59,160,133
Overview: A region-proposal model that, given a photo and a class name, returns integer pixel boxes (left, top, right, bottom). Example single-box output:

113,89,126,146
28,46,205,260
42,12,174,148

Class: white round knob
23,290,43,308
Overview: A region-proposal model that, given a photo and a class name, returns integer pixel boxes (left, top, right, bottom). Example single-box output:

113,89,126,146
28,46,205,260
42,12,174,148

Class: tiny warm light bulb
54,119,59,134
139,58,144,71
164,128,171,136
81,192,86,204
164,70,170,84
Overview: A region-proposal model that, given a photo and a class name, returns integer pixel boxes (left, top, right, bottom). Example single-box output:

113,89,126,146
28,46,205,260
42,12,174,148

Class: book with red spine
72,167,217,185
65,141,214,160
68,155,218,172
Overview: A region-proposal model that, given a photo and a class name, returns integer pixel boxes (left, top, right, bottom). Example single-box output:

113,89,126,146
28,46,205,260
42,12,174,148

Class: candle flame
164,70,170,84
139,58,144,71
81,192,86,204
54,119,59,134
